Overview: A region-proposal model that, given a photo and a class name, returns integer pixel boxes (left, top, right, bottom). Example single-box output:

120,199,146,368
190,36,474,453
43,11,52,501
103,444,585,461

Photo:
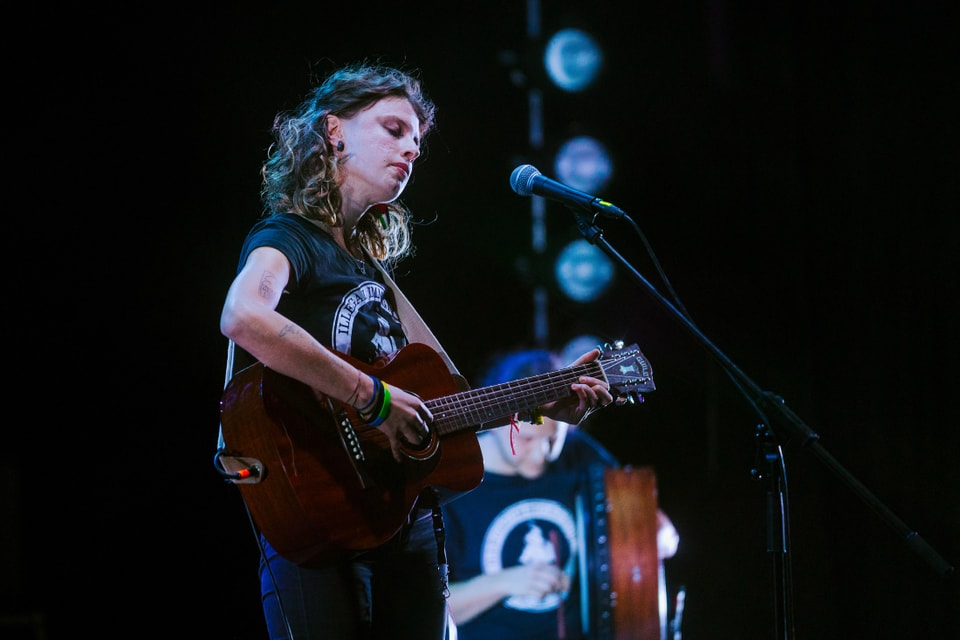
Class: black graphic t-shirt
444,429,618,639
236,213,407,365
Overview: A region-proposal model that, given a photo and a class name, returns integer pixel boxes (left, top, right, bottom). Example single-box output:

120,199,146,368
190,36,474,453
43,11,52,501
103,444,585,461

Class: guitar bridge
334,406,376,489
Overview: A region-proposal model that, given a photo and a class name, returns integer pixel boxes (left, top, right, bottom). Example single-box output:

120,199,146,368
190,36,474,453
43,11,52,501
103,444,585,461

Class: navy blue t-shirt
444,429,618,640
236,213,407,365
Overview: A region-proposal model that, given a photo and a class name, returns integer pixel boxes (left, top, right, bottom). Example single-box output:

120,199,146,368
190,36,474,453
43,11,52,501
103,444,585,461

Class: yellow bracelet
530,406,543,424
521,406,543,425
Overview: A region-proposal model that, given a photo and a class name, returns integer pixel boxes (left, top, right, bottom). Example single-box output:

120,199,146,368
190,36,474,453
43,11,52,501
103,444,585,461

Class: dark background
7,1,958,638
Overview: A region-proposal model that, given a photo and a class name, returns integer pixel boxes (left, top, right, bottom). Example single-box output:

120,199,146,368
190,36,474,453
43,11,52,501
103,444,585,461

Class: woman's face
491,417,570,479
334,96,423,209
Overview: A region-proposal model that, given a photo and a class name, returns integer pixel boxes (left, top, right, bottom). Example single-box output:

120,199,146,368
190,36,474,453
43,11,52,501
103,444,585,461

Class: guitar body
219,343,484,566
219,340,655,567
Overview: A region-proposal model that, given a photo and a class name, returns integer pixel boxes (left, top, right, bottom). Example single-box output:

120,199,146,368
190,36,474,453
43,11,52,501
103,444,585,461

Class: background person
444,348,680,639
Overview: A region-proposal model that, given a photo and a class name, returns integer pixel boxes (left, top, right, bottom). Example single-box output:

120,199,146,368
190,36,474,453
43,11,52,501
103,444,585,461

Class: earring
336,140,344,152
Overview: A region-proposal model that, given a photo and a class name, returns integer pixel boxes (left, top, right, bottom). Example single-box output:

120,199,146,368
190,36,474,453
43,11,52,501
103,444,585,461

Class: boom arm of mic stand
571,209,955,578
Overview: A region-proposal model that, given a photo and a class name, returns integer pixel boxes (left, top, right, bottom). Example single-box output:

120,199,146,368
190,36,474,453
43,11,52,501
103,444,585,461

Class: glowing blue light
543,28,603,92
554,135,613,193
554,238,615,302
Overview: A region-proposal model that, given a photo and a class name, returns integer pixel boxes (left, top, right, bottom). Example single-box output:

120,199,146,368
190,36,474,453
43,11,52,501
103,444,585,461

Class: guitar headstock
597,341,656,404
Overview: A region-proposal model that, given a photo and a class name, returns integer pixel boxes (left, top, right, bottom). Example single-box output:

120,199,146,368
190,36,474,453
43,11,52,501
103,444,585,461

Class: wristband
356,376,382,414
365,382,392,427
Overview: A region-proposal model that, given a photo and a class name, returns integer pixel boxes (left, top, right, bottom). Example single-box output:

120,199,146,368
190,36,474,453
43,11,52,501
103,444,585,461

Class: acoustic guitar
218,341,654,566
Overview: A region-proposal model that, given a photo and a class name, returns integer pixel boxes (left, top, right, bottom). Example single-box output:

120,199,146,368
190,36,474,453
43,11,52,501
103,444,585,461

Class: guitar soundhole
401,429,439,461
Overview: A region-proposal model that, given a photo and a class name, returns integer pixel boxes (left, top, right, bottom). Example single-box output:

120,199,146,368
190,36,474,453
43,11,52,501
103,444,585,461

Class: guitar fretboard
426,362,602,434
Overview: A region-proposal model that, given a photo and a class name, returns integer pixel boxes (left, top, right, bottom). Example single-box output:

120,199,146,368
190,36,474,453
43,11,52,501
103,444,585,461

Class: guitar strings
427,362,603,432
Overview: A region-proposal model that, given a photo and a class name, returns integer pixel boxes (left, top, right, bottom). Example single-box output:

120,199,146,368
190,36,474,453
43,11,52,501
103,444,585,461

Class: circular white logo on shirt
480,498,578,612
332,281,400,355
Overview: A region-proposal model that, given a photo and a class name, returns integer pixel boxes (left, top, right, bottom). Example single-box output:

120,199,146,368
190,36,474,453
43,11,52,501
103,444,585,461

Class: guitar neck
425,361,603,435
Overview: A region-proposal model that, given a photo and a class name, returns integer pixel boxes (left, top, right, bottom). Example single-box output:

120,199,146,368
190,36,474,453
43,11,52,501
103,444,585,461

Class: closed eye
385,119,420,149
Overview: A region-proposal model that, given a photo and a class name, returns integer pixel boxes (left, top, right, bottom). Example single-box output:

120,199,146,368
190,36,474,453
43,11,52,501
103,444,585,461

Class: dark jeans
259,504,449,640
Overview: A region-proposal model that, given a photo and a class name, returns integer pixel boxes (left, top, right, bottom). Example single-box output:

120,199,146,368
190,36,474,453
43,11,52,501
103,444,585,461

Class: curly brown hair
260,62,436,264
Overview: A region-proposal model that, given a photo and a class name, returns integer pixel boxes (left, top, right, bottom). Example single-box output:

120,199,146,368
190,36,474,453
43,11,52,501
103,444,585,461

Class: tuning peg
614,394,643,406
599,340,625,353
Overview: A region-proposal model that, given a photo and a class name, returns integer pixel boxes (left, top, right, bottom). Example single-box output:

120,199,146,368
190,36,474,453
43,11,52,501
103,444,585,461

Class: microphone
509,164,625,218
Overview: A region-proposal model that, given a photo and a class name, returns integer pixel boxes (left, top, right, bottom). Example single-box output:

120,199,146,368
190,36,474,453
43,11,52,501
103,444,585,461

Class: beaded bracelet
364,382,392,427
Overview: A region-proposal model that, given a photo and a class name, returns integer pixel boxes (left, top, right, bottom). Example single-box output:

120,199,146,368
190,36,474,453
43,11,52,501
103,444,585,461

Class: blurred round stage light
554,238,615,302
544,28,603,92
554,135,612,193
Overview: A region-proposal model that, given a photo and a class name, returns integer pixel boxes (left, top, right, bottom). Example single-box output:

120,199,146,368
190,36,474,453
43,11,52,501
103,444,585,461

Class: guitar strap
370,258,460,592
216,339,237,451
369,256,468,390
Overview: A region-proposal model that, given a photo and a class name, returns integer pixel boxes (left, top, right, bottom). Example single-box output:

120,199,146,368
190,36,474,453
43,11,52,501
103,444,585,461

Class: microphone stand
569,208,955,640
750,423,794,639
